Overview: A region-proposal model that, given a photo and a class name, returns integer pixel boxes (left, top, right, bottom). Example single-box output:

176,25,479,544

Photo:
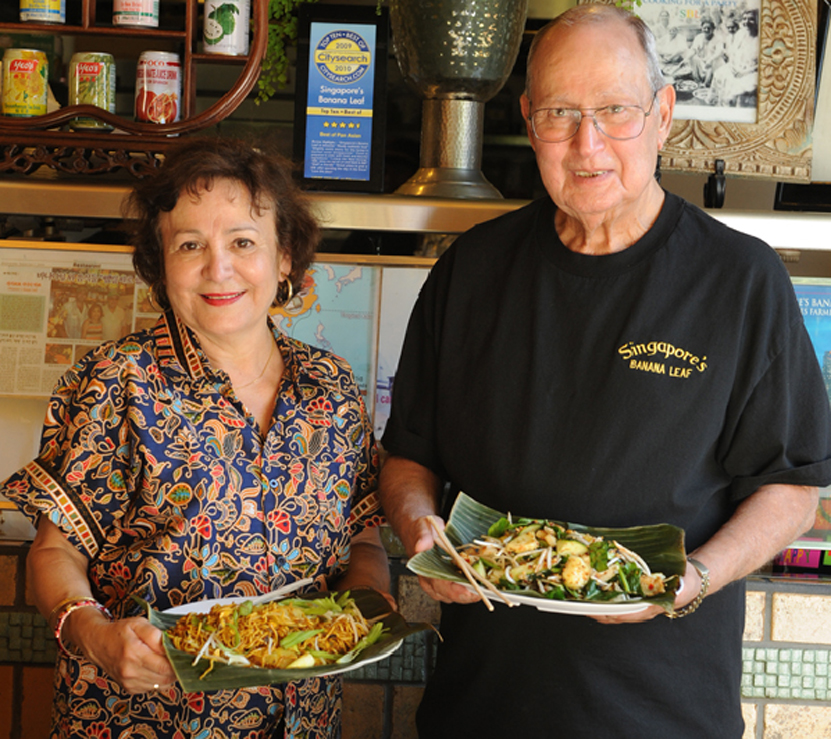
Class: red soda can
135,51,181,124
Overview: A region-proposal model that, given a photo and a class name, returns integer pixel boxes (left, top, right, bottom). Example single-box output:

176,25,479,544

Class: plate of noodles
143,588,432,691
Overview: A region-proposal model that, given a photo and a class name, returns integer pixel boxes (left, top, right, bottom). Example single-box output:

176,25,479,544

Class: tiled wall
741,581,831,739
0,547,54,739
3,541,831,739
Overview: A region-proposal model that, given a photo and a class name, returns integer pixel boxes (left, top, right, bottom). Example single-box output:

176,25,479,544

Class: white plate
166,595,268,615
465,585,650,615
162,594,402,678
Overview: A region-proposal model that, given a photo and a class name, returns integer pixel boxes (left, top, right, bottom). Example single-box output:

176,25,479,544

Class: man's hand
413,515,482,605
590,558,702,624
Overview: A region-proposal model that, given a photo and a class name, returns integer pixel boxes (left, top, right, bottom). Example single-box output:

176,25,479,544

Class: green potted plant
257,0,319,103
257,0,390,103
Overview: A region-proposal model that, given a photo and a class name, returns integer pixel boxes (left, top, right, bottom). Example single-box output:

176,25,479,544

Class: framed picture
581,0,817,182
645,0,762,124
292,4,389,192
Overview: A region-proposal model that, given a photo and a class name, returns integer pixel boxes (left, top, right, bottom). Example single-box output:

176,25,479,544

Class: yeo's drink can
2,49,48,117
203,0,251,56
20,0,66,24
113,0,159,28
135,51,181,124
69,52,116,132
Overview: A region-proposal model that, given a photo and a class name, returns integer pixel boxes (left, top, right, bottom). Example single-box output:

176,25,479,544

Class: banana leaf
407,491,687,613
142,588,432,692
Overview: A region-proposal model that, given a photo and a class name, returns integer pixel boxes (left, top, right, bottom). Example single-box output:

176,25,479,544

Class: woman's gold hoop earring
276,279,294,306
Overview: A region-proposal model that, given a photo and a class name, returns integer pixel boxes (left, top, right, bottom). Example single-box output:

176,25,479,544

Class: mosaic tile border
0,612,56,664
742,647,831,701
3,610,831,703
347,631,433,685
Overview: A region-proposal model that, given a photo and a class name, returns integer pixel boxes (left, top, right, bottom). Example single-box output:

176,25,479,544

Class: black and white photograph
639,0,761,123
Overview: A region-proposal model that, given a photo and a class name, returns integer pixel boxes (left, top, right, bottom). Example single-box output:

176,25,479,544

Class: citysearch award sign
293,4,388,192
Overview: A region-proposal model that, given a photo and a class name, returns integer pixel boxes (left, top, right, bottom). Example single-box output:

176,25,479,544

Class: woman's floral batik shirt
2,311,384,739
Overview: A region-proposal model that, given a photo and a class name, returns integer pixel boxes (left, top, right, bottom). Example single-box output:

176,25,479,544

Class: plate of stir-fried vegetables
142,588,432,691
408,492,687,615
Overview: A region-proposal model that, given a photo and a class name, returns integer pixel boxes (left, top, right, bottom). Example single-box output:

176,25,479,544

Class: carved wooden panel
0,143,162,177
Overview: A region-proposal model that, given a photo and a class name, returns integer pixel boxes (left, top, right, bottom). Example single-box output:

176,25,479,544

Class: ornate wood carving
0,144,163,177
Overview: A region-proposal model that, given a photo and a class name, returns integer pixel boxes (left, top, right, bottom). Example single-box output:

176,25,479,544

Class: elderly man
379,4,831,738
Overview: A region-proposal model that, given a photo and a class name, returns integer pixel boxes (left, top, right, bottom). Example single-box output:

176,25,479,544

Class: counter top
1,178,831,247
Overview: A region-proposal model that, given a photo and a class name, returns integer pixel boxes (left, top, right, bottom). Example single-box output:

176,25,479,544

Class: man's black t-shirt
383,192,831,738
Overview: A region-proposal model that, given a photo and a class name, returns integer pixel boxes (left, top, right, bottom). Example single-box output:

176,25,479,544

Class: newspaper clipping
0,246,157,397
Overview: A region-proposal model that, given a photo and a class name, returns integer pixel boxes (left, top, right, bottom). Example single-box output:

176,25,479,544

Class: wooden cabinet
0,0,267,175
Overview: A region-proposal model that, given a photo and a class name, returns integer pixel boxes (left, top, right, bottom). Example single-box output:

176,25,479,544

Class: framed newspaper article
579,0,817,182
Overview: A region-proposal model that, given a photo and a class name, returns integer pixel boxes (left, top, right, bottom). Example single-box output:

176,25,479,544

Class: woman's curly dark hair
127,136,320,312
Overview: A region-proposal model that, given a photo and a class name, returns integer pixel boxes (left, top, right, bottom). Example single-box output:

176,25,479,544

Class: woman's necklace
235,339,276,390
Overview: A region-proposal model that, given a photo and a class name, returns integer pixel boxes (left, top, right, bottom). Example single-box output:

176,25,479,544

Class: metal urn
390,0,529,199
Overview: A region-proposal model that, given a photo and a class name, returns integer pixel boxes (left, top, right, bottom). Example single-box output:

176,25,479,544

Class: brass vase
390,0,529,199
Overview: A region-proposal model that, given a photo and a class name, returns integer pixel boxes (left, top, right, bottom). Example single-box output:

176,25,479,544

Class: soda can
203,0,251,56
135,51,181,124
69,52,116,132
2,49,48,117
113,0,159,29
20,0,66,24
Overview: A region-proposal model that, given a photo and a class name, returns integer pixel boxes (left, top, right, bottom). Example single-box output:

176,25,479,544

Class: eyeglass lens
532,105,649,143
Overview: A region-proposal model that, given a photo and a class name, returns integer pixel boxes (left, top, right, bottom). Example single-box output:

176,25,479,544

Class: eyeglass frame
527,91,661,144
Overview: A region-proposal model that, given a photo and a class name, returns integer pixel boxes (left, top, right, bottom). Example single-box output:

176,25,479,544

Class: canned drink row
19,0,251,56
1,48,181,126
19,0,160,27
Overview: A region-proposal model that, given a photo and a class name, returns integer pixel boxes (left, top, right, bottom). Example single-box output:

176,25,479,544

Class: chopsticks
250,577,315,605
427,517,516,610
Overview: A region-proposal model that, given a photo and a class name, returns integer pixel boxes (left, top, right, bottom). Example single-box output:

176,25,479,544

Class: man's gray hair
525,4,666,102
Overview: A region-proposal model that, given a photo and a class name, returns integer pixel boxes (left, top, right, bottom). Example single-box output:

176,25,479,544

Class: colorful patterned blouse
3,312,383,739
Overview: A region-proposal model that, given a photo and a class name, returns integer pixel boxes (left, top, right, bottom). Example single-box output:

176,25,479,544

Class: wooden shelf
0,0,268,175
0,22,187,38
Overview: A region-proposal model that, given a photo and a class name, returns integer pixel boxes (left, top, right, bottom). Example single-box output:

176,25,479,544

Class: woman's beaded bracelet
47,596,89,630
53,598,113,656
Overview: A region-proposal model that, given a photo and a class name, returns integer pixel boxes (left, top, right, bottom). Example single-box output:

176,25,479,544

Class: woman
2,138,391,738
81,301,104,340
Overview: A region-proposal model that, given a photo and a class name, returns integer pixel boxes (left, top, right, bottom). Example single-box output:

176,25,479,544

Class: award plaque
293,4,389,192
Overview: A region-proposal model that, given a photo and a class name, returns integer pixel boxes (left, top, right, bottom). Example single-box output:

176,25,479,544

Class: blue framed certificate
293,4,388,192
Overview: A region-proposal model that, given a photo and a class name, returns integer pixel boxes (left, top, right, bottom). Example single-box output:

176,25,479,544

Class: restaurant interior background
2,1,831,737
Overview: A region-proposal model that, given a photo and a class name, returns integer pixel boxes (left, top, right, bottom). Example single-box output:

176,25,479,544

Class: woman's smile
159,177,290,352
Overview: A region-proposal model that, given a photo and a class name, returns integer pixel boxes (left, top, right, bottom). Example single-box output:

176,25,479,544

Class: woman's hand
68,608,177,694
335,526,398,611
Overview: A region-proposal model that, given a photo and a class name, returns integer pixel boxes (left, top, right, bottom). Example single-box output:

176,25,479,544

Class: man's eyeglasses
528,93,658,144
